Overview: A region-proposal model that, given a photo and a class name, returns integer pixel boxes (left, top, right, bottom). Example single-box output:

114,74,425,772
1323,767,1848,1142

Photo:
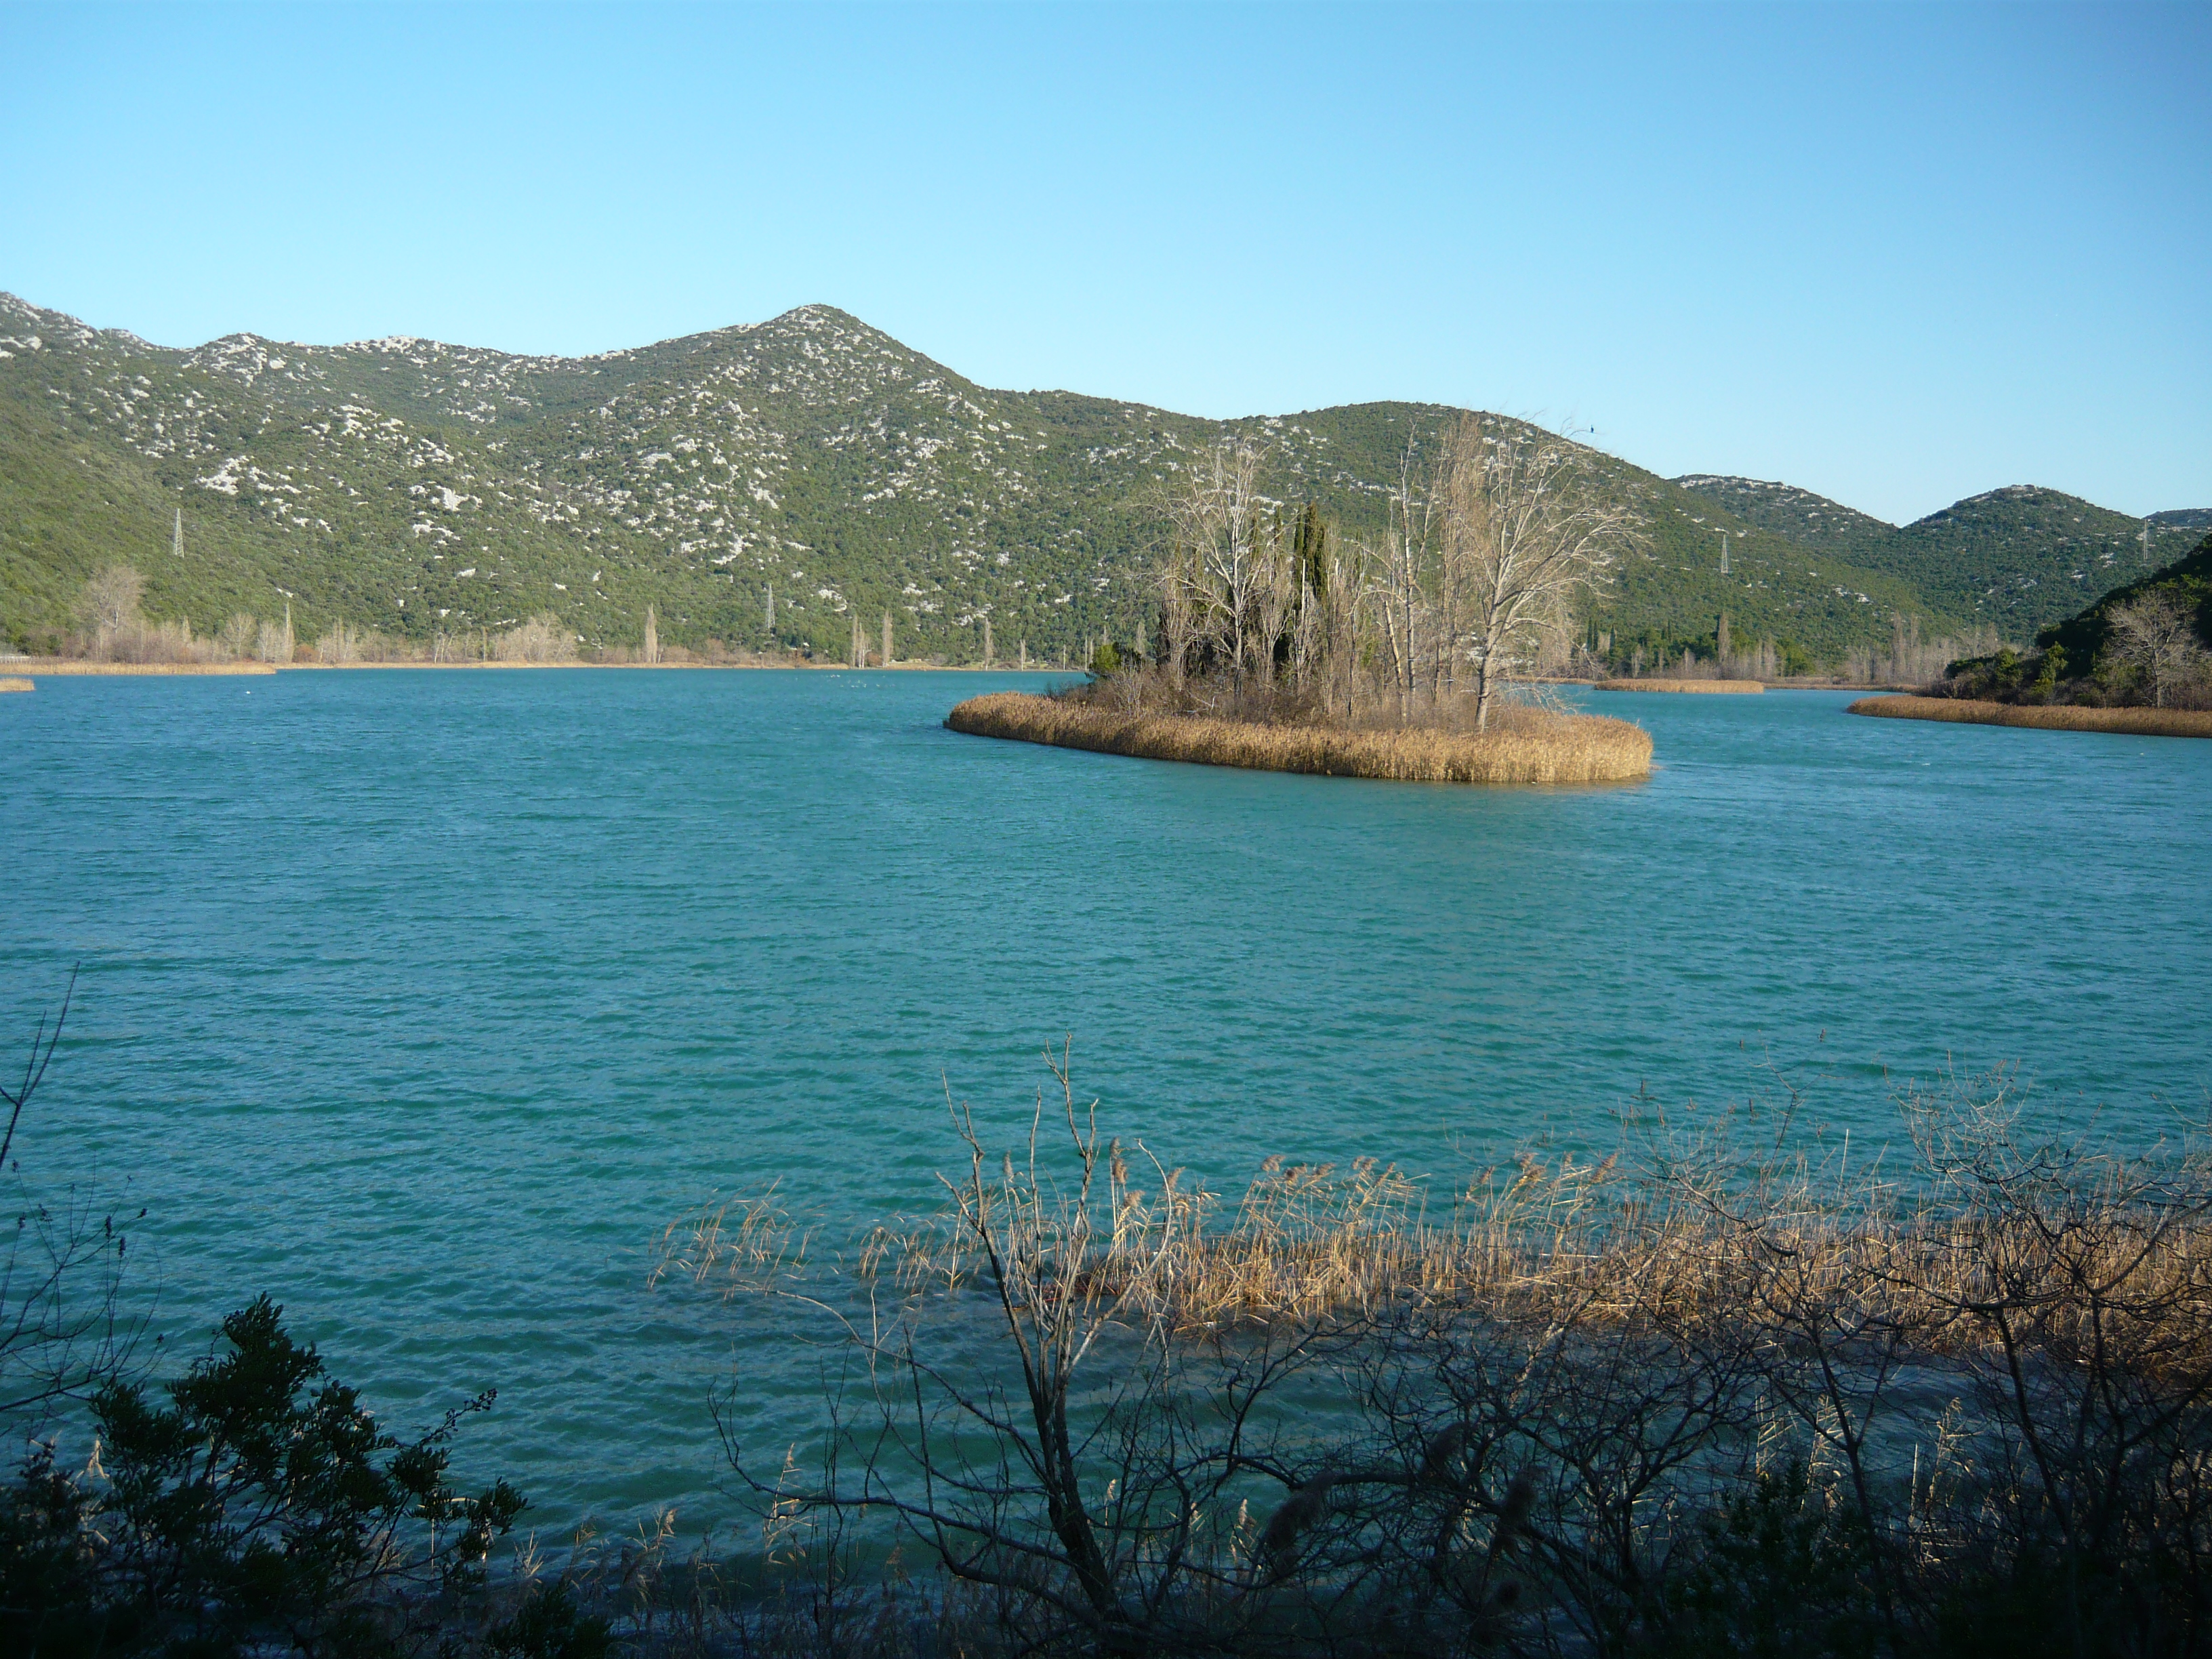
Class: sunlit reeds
1850,693,2212,739
945,690,1652,783
663,1060,2212,1656
1592,677,1764,694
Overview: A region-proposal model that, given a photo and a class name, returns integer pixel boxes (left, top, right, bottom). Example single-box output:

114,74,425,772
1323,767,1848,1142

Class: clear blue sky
3,1,2204,524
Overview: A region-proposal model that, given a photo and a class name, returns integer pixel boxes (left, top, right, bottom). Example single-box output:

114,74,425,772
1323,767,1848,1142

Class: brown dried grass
1591,678,1764,694
12,660,276,676
1849,694,2212,739
736,1064,2210,1371
945,691,1652,784
0,677,30,693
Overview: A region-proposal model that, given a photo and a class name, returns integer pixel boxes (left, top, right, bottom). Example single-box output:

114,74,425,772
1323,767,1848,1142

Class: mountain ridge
5,290,2192,665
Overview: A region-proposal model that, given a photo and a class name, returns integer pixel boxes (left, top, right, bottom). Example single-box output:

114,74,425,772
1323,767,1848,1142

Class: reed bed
1591,677,1764,694
945,690,1652,784
0,676,30,693
11,659,276,676
663,1062,2212,1658
825,1107,2212,1362
1850,693,2212,739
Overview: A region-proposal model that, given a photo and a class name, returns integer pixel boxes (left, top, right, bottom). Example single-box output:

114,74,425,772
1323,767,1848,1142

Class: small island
947,419,1653,785
947,689,1651,784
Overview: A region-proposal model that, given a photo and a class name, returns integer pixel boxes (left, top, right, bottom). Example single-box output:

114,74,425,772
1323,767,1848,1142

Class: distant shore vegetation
1877,532,2212,728
28,567,820,670
1593,676,1763,694
1849,695,2212,740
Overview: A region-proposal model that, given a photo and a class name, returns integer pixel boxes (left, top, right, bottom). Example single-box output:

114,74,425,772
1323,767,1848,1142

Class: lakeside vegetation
1849,695,2212,739
1854,532,2212,734
657,1052,2212,1659
1593,677,1763,694
947,689,1652,783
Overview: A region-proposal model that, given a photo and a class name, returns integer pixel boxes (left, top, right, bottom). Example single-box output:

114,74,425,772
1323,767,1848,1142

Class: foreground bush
0,1296,594,1658
670,1055,2212,1658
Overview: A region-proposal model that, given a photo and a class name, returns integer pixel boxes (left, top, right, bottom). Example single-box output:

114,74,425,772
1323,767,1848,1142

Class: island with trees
947,417,1654,784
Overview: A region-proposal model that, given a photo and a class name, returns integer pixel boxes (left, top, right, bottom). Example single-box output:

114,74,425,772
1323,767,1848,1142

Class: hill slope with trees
1676,476,2207,639
5,291,2190,669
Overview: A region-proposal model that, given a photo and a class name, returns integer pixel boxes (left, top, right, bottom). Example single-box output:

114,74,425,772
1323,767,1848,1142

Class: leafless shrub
668,1051,2212,1657
1,975,142,1441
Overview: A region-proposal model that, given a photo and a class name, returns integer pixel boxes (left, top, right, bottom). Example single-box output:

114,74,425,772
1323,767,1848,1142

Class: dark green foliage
1293,499,1328,598
2035,531,2212,666
1653,1463,1881,1659
482,1582,609,1659
0,1296,524,1658
1940,532,2212,706
1679,476,2208,638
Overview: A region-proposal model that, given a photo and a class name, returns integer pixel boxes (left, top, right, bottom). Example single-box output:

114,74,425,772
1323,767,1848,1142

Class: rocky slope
5,292,2150,664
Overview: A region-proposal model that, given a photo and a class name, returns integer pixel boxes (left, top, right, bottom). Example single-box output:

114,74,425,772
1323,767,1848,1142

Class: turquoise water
5,671,2209,1528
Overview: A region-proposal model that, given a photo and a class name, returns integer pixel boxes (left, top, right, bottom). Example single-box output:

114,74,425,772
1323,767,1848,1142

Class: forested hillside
4,291,2190,666
1675,476,2205,638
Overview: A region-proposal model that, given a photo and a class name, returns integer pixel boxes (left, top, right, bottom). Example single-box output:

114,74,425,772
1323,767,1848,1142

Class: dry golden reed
1592,678,1764,694
0,677,30,693
945,690,1651,784
840,1105,2212,1359
13,660,276,677
1850,693,2212,739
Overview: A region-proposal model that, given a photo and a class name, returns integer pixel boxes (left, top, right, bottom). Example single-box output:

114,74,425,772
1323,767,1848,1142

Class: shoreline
0,658,1070,678
944,691,1652,784
1592,678,1764,695
3,660,277,676
1848,694,2212,739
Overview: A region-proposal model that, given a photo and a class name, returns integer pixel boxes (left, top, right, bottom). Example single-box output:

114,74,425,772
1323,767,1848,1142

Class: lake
5,670,2208,1530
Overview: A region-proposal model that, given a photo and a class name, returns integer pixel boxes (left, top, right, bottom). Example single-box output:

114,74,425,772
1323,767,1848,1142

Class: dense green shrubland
5,292,2085,672
1938,533,2212,712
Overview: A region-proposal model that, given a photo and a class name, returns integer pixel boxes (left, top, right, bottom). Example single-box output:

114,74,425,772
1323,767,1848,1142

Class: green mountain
1675,476,2207,638
0,291,2139,665
2035,531,2212,667
1670,475,1895,562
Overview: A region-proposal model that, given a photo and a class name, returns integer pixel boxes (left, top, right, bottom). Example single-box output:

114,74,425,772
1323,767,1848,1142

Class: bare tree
1158,441,1275,681
256,606,294,664
1,975,142,1433
1435,419,1639,731
1371,432,1444,723
495,613,579,663
77,565,145,638
2106,589,2207,708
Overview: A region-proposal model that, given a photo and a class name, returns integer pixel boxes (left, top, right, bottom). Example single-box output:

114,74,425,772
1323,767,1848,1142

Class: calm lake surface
5,670,2209,1528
